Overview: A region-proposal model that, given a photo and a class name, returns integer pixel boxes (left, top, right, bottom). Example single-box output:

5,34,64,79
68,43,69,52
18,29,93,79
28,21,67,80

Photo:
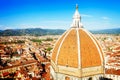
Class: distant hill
0,28,65,36
90,28,120,34
0,28,119,36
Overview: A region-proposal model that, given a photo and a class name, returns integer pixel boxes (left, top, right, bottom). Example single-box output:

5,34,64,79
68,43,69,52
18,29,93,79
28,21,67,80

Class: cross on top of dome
76,4,78,10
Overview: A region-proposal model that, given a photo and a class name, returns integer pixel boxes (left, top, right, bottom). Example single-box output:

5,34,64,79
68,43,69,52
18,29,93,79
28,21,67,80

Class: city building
51,5,105,80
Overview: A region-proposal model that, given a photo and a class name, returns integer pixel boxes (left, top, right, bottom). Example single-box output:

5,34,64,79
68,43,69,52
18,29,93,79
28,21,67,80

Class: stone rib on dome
57,28,78,68
79,29,103,68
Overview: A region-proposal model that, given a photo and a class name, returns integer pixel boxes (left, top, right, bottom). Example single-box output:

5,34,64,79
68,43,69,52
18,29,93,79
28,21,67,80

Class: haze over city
0,0,120,30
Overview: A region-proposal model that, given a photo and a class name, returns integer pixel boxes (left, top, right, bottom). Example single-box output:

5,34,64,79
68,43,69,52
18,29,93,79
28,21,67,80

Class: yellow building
51,5,104,80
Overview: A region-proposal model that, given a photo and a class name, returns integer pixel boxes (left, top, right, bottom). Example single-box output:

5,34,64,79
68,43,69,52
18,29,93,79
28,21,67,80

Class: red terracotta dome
52,28,104,68
51,5,104,78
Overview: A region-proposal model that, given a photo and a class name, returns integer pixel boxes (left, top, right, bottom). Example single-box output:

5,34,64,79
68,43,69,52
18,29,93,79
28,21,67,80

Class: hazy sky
0,0,120,30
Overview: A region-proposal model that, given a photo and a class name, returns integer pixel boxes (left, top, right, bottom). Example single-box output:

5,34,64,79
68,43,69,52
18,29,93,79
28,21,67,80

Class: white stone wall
81,74,103,80
106,74,120,80
50,66,57,80
56,73,81,80
50,67,104,80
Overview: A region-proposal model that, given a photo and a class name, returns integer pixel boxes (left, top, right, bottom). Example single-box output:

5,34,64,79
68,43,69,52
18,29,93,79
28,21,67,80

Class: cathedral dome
52,28,104,68
51,5,104,78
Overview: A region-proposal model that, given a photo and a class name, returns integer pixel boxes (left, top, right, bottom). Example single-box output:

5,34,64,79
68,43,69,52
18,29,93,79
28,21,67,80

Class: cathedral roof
51,28,104,68
51,5,104,77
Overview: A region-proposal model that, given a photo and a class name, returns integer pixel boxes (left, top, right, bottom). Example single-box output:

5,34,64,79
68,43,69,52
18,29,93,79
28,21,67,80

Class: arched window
65,76,70,80
88,77,92,80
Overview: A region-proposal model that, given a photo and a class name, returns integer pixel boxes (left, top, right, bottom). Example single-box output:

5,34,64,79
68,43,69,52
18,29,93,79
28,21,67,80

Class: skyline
0,0,120,30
